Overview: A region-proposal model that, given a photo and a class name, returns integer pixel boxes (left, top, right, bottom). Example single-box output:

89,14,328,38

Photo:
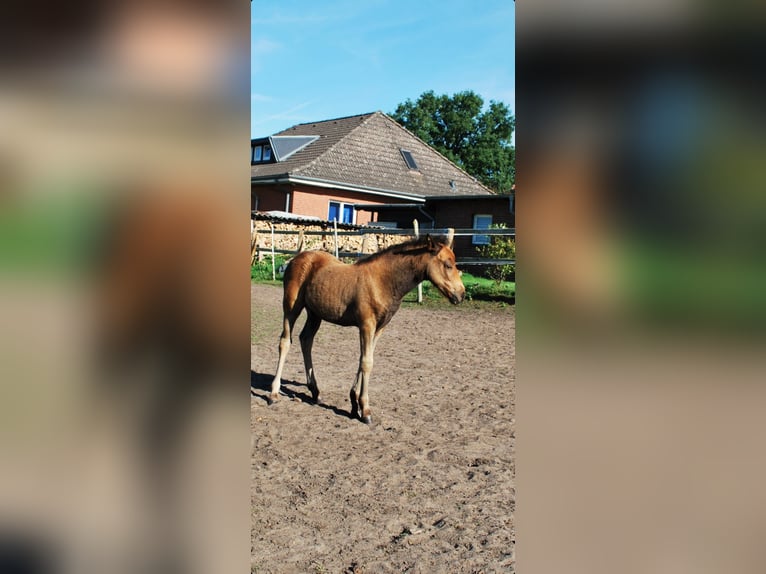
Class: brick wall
291,185,410,225
252,182,414,225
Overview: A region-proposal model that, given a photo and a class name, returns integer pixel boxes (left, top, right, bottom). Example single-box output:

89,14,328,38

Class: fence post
413,219,423,304
270,223,276,281
251,219,258,265
333,218,339,258
297,229,305,252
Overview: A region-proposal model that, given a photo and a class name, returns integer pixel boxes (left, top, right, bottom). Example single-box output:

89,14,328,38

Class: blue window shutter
342,204,354,224
328,202,340,222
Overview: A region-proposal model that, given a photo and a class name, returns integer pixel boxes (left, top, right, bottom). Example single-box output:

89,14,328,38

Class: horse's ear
425,234,439,254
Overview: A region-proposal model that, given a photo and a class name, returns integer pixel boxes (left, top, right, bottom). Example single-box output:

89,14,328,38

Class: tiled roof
251,111,494,198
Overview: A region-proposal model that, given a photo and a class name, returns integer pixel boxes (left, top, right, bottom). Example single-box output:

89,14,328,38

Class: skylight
270,135,319,161
400,149,419,170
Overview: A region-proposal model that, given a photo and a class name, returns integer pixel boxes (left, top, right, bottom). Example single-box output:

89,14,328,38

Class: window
328,201,355,224
342,203,354,223
472,214,493,245
400,149,419,170
252,138,280,164
251,144,273,164
328,201,339,222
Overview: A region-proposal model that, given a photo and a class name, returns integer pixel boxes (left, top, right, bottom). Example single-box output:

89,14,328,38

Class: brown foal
268,235,465,424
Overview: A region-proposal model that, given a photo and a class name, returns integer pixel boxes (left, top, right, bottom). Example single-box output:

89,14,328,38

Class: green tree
391,90,515,193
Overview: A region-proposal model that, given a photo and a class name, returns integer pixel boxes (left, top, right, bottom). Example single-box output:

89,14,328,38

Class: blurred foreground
0,2,249,573
517,2,766,573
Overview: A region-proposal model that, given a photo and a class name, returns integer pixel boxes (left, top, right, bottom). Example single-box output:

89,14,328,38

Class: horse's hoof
266,394,279,405
361,415,373,425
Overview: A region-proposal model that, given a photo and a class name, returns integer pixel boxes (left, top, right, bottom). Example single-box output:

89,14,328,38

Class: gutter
424,193,501,200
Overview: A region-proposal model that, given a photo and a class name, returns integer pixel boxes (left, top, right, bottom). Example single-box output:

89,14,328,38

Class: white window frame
472,214,493,245
328,200,356,225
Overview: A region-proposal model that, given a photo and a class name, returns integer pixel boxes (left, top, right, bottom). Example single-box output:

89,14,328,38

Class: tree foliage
391,90,515,193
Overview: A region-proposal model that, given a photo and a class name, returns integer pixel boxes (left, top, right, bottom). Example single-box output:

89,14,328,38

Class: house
251,111,514,257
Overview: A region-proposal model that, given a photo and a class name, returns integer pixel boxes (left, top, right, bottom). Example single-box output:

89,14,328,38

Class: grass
251,255,288,285
403,273,515,309
460,272,515,302
252,257,515,307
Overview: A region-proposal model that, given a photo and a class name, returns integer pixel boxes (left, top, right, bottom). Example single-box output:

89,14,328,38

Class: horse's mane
355,235,448,265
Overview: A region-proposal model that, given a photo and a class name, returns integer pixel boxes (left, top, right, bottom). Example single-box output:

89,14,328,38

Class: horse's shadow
250,370,354,420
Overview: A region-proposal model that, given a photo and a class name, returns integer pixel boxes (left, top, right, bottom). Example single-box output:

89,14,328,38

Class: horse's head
425,235,466,304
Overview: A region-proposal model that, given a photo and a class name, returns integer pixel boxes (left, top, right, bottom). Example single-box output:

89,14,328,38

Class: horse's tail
281,251,314,315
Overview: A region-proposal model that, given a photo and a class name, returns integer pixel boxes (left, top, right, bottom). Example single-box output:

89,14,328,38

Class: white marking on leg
270,318,292,400
358,322,377,422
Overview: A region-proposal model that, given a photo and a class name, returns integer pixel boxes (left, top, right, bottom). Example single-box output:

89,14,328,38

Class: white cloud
252,101,315,132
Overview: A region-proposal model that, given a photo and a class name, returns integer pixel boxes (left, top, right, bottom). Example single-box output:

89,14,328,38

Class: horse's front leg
355,322,378,424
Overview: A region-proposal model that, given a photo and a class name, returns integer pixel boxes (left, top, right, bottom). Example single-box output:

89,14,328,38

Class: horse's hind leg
299,311,322,403
269,293,303,404
349,370,362,420
268,316,294,404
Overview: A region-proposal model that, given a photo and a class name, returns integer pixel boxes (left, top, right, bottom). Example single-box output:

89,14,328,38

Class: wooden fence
251,219,515,278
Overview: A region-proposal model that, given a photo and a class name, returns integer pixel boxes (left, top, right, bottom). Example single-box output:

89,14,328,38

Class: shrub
476,223,515,284
251,254,289,282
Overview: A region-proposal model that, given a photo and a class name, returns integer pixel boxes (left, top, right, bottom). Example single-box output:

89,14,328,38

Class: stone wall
251,219,412,262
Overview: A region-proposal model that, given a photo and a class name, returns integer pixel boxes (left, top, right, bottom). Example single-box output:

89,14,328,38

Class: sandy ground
251,283,515,573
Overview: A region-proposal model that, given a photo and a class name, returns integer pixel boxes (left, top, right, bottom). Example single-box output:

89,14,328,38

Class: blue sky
251,0,515,138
